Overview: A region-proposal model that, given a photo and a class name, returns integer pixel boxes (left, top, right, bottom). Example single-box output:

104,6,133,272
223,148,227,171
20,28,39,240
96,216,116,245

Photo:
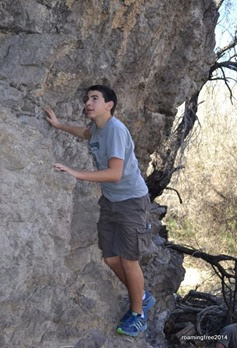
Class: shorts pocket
137,224,152,258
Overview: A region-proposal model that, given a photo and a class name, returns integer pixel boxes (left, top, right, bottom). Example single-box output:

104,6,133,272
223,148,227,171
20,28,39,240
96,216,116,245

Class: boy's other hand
44,107,61,128
53,163,69,172
53,163,79,179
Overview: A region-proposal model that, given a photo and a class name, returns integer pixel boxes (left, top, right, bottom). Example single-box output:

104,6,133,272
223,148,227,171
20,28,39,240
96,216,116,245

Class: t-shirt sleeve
106,126,126,160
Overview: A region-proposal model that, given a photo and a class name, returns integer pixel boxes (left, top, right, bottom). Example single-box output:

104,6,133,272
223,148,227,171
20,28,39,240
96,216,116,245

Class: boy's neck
95,113,113,128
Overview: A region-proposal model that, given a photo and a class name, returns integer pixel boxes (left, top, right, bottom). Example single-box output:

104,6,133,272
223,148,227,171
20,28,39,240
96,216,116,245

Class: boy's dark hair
86,85,117,115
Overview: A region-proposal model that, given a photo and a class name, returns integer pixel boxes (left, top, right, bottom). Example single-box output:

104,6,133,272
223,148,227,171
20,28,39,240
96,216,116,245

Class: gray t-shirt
89,116,148,202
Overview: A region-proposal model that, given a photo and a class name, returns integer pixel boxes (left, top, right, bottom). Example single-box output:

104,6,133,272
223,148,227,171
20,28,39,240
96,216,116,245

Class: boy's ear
107,100,114,111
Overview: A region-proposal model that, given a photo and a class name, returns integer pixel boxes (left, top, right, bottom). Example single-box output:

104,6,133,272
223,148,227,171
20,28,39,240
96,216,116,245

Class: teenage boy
45,85,155,337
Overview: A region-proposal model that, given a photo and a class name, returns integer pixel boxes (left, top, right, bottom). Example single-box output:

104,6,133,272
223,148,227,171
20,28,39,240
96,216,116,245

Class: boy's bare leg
120,258,144,314
104,256,128,286
104,256,144,314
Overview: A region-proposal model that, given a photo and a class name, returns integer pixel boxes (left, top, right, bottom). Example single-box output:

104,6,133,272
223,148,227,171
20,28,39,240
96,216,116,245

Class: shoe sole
116,323,148,337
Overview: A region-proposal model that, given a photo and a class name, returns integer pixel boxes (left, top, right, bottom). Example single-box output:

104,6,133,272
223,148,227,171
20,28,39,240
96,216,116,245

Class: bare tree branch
167,243,237,278
217,61,237,71
165,187,183,204
216,37,237,59
220,66,235,102
209,61,237,79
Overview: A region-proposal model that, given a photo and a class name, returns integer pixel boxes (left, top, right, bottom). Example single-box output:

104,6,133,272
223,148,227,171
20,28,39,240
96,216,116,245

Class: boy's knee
120,258,139,268
104,256,120,269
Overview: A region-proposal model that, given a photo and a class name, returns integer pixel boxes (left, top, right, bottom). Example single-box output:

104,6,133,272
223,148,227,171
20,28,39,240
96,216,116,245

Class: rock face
0,0,217,347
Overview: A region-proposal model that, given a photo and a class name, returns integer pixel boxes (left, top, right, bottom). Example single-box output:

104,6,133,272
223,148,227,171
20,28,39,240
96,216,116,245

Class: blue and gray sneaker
116,312,147,337
120,291,155,324
142,291,156,312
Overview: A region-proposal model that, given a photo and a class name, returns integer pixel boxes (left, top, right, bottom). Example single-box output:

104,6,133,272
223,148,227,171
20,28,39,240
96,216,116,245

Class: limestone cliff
0,0,217,347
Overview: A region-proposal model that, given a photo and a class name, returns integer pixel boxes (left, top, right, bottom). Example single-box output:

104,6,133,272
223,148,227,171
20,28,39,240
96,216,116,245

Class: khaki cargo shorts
97,194,151,260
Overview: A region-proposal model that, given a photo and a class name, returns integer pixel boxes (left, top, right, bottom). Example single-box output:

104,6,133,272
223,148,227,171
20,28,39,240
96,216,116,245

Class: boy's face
84,90,113,119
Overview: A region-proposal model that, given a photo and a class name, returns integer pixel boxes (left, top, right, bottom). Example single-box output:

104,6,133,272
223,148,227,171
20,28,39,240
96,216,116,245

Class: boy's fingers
43,107,50,113
54,166,63,171
45,110,53,116
54,163,61,169
53,163,66,171
43,107,54,117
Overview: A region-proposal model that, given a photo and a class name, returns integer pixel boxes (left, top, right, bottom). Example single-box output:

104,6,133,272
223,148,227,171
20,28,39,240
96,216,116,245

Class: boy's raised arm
44,107,91,140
